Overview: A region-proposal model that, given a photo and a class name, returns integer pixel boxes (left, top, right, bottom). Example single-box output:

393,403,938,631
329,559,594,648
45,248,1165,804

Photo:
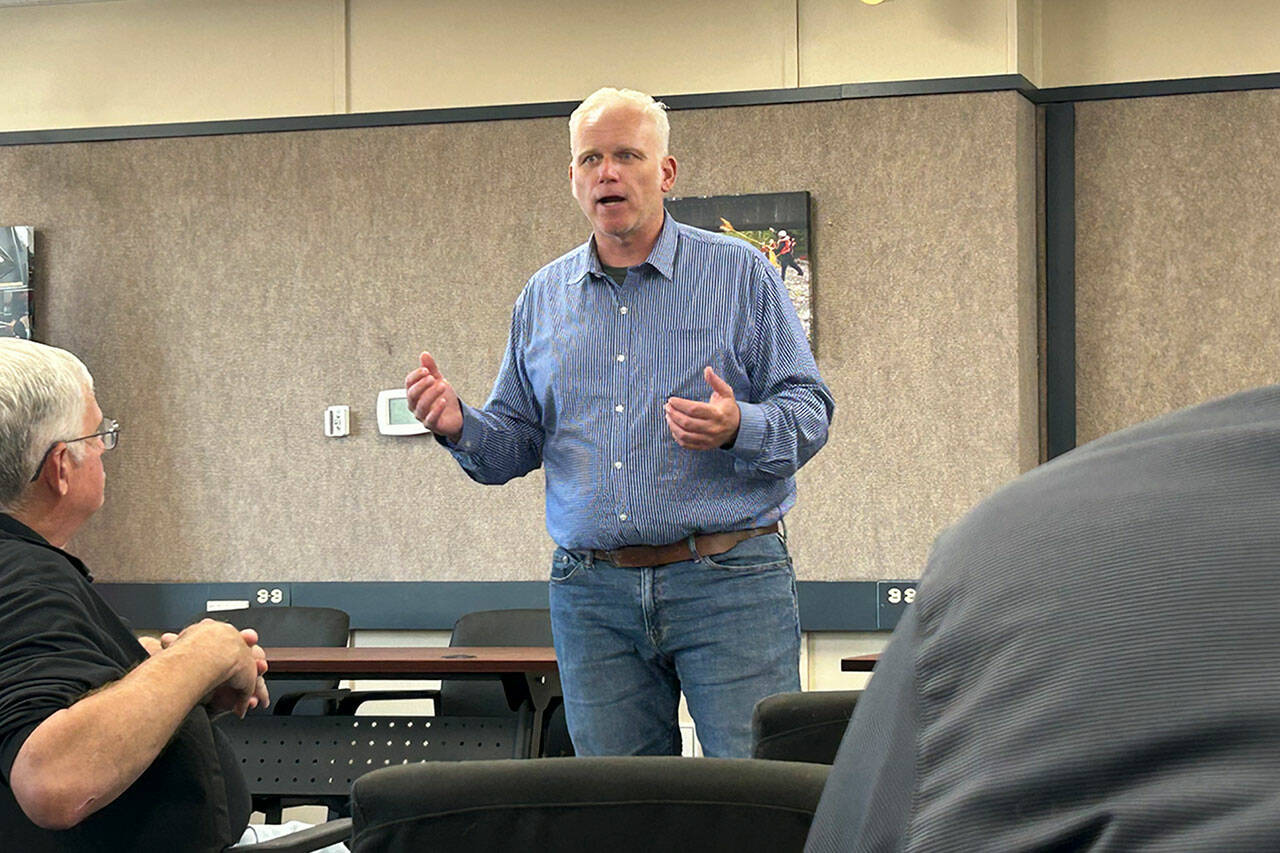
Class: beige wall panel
672,93,1035,578
1016,0,1042,86
0,0,342,132
0,119,576,583
347,0,798,112
1041,0,1280,87
0,92,1034,583
1075,90,1280,442
1014,96,1039,470
799,0,1011,86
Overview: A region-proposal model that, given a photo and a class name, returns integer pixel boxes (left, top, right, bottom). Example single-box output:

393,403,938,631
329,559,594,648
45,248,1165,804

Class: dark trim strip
662,84,846,109
0,75,1031,147
7,69,1279,148
3,70,1279,148
0,100,579,147
1034,71,1280,104
841,74,1037,101
1043,103,1076,459
95,580,895,632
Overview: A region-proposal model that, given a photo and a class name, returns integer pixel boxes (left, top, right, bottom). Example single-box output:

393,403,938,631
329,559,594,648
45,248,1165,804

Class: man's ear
44,444,73,497
660,155,678,193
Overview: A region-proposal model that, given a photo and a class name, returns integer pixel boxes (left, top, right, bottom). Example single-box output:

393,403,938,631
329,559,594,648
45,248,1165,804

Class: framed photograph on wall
0,227,33,340
664,191,813,348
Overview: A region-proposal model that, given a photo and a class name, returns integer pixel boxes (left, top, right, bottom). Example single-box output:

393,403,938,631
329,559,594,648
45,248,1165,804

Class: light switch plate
325,405,350,437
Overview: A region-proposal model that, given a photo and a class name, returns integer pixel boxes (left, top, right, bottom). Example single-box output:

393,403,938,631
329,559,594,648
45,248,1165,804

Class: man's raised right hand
405,351,464,443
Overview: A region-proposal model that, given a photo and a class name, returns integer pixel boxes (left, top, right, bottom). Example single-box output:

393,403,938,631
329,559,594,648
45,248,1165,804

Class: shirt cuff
730,400,767,460
434,403,485,456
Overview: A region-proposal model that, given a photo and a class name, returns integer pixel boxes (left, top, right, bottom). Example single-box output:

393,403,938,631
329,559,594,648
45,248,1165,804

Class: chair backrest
196,606,351,647
442,608,572,757
348,757,829,852
442,608,554,716
751,690,861,764
195,606,350,715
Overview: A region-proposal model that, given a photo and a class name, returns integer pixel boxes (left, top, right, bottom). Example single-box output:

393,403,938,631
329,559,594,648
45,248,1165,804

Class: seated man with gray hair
0,338,273,851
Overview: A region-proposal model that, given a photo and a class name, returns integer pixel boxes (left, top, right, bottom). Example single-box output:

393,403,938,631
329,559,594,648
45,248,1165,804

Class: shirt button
614,404,624,413
616,354,626,362
618,513,628,521
619,306,628,315
613,461,622,469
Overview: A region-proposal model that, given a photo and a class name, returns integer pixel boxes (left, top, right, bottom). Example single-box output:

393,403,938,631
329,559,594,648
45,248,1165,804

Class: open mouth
596,195,627,207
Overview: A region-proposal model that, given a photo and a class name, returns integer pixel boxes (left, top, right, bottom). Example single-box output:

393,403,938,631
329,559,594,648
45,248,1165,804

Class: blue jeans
548,532,801,758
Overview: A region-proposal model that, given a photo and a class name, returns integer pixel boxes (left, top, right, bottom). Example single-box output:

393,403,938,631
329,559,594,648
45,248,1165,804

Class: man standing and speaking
406,87,833,758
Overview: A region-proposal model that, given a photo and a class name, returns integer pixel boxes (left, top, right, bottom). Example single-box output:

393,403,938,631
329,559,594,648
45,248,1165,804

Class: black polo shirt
0,514,250,852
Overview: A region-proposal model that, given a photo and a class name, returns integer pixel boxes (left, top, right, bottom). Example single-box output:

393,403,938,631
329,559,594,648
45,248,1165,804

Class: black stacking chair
439,608,572,758
194,606,352,716
339,608,572,758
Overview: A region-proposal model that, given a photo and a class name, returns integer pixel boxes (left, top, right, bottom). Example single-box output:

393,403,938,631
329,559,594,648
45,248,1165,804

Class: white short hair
0,338,93,509
569,87,670,156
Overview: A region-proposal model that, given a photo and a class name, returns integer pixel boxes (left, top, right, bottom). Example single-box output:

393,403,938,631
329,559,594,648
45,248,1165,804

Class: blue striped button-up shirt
446,215,834,550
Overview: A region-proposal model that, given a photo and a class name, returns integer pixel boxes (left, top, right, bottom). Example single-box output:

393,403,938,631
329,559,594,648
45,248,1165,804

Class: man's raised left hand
664,366,741,450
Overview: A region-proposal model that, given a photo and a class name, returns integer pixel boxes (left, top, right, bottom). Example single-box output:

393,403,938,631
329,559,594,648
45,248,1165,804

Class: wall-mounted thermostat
377,389,428,436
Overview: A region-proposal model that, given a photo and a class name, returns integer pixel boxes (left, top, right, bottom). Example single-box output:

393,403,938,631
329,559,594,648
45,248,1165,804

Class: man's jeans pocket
551,548,588,582
699,533,791,572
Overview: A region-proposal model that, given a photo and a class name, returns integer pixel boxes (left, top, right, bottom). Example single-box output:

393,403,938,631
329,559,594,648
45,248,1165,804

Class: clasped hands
141,620,269,717
407,352,739,451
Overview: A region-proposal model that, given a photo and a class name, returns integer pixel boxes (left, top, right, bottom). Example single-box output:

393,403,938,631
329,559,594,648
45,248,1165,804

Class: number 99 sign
876,580,919,629
885,586,916,605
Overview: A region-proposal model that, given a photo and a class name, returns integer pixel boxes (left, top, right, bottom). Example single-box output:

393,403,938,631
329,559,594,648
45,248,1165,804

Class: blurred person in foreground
808,385,1280,851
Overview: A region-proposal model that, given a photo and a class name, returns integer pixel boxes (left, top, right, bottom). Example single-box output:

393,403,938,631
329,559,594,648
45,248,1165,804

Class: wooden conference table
264,645,561,756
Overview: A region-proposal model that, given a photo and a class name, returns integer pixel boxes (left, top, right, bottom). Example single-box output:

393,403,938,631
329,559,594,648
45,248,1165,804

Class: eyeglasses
29,418,120,482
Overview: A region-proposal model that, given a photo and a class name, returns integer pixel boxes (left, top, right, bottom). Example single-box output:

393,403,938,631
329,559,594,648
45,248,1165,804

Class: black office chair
194,606,352,716
346,756,828,852
328,689,859,851
339,608,572,758
751,690,862,765
228,689,859,852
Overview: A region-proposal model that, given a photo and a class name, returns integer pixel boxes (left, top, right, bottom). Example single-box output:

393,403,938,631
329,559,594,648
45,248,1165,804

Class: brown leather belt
591,523,779,568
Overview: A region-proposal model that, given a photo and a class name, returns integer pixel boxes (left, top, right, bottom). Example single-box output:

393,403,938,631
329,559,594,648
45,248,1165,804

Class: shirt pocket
654,326,745,401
